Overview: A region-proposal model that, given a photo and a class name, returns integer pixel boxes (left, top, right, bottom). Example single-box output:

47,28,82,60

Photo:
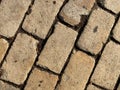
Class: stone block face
59,0,95,25
77,7,115,54
0,0,31,37
87,84,101,90
0,38,8,63
0,80,20,90
91,41,120,90
57,51,95,90
25,68,58,90
37,22,77,73
102,0,120,13
22,0,64,39
113,18,120,42
1,33,38,84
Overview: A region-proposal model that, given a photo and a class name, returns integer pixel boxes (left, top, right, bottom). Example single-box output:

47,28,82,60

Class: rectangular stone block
0,0,31,37
77,7,115,54
22,0,64,39
60,0,95,25
25,68,58,90
91,41,120,90
0,80,20,90
1,33,38,85
57,51,95,90
37,22,77,73
0,38,8,63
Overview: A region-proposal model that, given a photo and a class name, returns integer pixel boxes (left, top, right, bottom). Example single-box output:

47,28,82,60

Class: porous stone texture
77,7,115,54
0,0,31,37
37,22,77,73
0,80,20,90
59,0,95,25
24,68,58,90
1,33,38,85
102,0,120,13
91,41,120,90
113,18,120,42
87,84,101,90
0,38,8,63
57,51,95,90
23,0,64,39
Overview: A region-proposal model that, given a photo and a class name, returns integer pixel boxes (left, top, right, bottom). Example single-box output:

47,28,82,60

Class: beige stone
87,84,102,90
60,0,95,25
25,68,58,90
103,0,120,13
0,80,20,90
57,51,95,90
1,33,38,85
0,38,8,63
77,7,115,54
23,0,64,39
91,41,120,90
0,0,31,37
113,18,120,42
37,22,77,73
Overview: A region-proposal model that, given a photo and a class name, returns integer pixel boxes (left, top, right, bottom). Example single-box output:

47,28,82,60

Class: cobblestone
0,80,20,90
91,41,120,90
0,0,120,89
59,0,95,25
101,0,120,13
24,68,58,90
1,33,38,85
37,22,77,73
0,38,8,63
23,0,64,39
57,51,95,90
77,7,115,54
0,0,31,37
113,18,120,42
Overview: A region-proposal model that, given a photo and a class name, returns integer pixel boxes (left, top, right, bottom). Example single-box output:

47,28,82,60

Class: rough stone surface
1,33,38,85
60,0,95,25
0,80,20,90
0,0,31,37
23,0,64,39
25,68,58,90
37,22,77,73
57,51,95,90
0,38,8,63
103,0,120,13
113,18,120,42
87,84,101,90
77,7,115,54
91,41,120,90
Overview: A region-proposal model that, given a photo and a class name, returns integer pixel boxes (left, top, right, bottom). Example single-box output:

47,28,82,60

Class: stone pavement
0,0,120,90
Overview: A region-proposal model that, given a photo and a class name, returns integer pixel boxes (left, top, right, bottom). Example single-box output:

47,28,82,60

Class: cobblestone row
0,0,120,90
